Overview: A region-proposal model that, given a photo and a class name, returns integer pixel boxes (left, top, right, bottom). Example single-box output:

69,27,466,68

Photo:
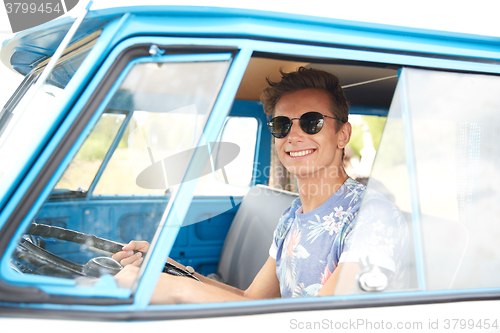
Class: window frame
0,37,247,305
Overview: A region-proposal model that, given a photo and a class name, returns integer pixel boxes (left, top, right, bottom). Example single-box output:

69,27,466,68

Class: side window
336,67,500,294
94,115,258,196
54,112,127,196
401,68,500,291
5,53,232,294
93,109,208,196
194,116,258,196
345,114,387,184
92,60,231,196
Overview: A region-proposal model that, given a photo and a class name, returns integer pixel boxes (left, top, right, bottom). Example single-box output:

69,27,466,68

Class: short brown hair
260,67,349,131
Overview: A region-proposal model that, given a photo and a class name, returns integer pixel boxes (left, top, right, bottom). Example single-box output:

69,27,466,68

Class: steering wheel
11,222,199,281
12,238,123,278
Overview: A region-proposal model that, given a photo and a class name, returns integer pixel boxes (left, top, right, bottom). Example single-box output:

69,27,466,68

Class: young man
114,67,408,302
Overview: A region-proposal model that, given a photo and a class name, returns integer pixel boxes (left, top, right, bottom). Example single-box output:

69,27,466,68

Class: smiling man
262,68,369,297
264,69,352,208
114,67,409,302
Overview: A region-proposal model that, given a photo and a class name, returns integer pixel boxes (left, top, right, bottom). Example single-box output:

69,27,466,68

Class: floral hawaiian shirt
269,178,409,298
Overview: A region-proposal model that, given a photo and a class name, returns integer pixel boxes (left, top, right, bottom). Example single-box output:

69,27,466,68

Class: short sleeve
269,229,278,259
268,198,301,261
339,193,409,276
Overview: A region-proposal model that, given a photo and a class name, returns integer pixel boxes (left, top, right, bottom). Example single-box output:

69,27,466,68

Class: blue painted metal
1,5,500,312
0,36,494,300
1,17,115,75
7,28,495,247
3,282,500,312
399,68,426,291
34,195,242,277
2,13,500,217
3,6,500,76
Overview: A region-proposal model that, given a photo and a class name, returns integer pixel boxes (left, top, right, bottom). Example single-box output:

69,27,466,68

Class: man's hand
112,240,150,267
114,265,140,289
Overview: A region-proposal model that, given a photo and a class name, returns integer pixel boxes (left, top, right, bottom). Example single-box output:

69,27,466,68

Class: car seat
209,185,298,289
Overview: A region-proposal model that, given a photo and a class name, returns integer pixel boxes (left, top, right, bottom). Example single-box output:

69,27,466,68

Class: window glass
94,60,229,196
193,116,258,196
95,116,258,197
0,43,96,193
336,67,500,295
54,112,126,195
93,109,209,196
345,114,387,184
335,82,414,295
403,68,500,290
8,56,231,292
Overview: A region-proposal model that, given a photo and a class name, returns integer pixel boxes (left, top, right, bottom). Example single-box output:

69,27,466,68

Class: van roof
2,5,500,75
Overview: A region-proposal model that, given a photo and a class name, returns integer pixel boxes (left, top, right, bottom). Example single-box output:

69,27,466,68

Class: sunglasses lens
299,112,324,134
269,116,291,138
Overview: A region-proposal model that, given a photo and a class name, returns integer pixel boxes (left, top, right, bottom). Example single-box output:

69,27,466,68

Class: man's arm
114,256,281,303
113,241,280,298
153,256,280,303
244,257,281,299
188,256,281,298
317,262,360,296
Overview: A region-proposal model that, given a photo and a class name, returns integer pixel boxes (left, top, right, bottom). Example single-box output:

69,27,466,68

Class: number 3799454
5,2,62,14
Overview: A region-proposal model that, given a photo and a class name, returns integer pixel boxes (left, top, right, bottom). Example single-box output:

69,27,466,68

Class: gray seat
213,185,298,290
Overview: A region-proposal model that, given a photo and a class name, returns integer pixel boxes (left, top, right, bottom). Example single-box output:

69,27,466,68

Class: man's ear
337,122,352,149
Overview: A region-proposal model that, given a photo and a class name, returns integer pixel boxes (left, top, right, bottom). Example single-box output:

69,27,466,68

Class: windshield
0,40,96,200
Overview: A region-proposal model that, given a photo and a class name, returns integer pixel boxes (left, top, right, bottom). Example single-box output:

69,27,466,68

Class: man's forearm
151,274,249,304
166,258,245,297
193,273,245,297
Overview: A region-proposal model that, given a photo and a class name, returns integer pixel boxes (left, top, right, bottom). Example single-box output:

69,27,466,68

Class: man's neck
296,167,349,213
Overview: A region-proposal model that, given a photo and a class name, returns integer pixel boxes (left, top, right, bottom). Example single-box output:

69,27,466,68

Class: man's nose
287,119,305,142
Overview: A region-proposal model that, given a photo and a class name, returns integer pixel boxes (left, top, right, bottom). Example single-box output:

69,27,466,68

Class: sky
1,0,500,107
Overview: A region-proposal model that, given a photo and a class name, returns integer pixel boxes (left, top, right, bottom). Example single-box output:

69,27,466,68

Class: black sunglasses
267,111,344,139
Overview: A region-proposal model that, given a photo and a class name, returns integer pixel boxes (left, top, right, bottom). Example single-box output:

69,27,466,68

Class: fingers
112,240,150,267
131,254,144,267
118,251,144,267
112,250,132,263
123,255,143,268
122,240,150,252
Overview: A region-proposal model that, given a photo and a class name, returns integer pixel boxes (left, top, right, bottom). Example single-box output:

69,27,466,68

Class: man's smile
287,149,316,158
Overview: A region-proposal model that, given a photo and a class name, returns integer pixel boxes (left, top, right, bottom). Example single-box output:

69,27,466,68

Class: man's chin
286,165,346,179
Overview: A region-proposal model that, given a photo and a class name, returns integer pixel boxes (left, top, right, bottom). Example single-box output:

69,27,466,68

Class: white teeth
289,150,313,157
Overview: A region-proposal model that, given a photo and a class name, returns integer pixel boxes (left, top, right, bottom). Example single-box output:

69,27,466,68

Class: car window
193,116,258,196
53,112,127,197
345,114,387,184
93,60,232,196
93,115,257,197
0,39,98,201
5,53,232,296
335,67,500,294
402,68,500,291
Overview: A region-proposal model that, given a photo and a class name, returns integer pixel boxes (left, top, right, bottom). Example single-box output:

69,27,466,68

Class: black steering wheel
12,222,199,281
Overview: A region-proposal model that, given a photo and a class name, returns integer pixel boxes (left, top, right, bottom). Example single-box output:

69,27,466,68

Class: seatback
217,185,298,289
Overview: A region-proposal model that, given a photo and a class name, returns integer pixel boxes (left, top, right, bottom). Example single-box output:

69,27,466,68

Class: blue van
1,5,500,330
